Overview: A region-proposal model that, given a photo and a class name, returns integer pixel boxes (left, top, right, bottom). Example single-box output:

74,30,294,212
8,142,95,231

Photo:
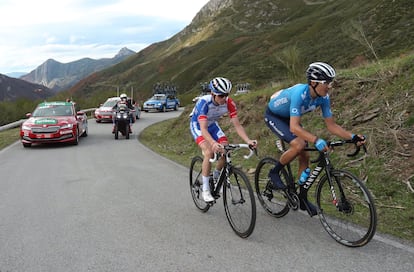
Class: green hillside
64,0,414,108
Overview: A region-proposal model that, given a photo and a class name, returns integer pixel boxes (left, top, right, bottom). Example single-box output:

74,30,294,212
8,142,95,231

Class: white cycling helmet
306,62,336,82
209,77,232,95
120,93,127,100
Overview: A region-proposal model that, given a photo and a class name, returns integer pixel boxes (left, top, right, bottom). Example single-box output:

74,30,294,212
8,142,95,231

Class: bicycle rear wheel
223,167,256,238
189,156,210,212
254,157,290,218
316,169,377,247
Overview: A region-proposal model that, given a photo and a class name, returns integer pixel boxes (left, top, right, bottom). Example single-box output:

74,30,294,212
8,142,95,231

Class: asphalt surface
0,108,413,272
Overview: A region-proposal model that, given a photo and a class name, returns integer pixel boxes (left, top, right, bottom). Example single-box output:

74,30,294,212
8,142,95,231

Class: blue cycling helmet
306,62,336,82
209,77,232,95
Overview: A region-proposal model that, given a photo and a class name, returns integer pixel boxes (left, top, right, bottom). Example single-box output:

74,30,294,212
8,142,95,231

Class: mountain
65,0,414,105
20,47,135,92
0,73,54,102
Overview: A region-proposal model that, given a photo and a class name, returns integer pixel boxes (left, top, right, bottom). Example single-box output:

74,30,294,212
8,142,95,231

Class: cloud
0,0,209,74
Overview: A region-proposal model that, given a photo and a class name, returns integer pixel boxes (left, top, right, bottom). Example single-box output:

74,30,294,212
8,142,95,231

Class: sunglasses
216,94,228,98
314,80,334,87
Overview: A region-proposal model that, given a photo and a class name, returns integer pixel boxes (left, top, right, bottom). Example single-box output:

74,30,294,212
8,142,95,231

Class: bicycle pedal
207,200,216,206
263,190,273,200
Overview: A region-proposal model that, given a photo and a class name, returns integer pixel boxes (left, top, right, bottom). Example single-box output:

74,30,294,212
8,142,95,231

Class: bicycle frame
278,141,327,193
255,139,376,247
277,140,364,213
190,143,257,238
210,144,254,199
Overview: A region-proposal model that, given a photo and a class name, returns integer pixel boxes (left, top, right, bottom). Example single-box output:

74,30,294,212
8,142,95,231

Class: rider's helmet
209,77,232,95
120,93,128,101
306,62,336,83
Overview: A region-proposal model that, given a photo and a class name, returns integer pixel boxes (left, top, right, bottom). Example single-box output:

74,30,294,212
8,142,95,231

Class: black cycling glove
351,134,366,143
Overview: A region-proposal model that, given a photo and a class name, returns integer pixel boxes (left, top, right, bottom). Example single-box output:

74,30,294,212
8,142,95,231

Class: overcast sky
0,0,210,75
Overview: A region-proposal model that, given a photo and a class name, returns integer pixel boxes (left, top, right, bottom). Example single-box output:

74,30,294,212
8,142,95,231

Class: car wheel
72,129,79,145
81,123,88,137
23,143,31,148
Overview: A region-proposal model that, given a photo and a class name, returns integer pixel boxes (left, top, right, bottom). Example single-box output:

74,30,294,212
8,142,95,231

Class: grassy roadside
0,128,20,150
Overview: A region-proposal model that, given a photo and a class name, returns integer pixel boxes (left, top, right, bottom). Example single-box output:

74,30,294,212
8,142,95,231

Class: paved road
0,109,413,272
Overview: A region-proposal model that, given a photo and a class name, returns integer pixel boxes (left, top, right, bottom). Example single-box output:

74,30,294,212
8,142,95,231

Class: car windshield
102,99,119,107
32,105,73,117
151,96,165,101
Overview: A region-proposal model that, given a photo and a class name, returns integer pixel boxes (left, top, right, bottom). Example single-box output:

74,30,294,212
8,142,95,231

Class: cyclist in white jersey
264,62,366,216
190,77,257,202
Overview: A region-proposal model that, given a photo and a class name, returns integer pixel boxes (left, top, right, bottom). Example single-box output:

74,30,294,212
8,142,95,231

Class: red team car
20,101,88,147
94,97,120,123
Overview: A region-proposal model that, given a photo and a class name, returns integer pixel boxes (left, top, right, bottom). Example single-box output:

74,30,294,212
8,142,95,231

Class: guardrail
0,108,96,132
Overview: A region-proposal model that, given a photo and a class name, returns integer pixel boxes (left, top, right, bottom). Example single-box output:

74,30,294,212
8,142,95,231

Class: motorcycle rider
112,93,134,133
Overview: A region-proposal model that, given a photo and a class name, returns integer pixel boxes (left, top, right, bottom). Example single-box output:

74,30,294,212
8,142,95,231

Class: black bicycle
254,139,377,247
189,144,257,238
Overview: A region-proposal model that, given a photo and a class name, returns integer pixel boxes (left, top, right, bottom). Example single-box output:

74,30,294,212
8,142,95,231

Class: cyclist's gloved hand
351,134,366,144
315,138,328,151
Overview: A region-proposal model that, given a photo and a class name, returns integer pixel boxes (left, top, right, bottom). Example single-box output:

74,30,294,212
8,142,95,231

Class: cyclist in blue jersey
264,62,366,216
190,77,257,202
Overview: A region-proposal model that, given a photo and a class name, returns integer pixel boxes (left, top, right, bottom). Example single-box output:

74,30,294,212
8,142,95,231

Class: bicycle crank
287,192,300,210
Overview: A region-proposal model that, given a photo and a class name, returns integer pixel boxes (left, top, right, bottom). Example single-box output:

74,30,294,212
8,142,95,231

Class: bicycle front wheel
223,167,256,238
254,157,290,218
316,169,377,247
189,156,210,212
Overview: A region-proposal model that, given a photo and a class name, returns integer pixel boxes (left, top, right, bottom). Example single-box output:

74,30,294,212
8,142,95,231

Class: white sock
202,176,210,191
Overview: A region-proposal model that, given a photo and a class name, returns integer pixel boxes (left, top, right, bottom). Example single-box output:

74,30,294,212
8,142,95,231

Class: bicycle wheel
254,157,290,218
189,156,210,212
223,167,256,238
316,169,377,247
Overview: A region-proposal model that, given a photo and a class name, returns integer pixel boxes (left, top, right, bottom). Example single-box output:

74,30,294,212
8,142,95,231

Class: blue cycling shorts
264,108,297,143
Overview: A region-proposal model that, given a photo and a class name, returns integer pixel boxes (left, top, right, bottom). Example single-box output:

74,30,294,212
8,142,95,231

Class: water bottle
298,168,311,185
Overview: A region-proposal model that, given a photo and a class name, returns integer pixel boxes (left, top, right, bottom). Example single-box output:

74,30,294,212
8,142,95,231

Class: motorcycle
113,104,131,139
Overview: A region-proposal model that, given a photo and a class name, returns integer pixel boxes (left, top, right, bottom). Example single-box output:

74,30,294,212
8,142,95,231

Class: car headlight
22,125,32,131
61,123,74,129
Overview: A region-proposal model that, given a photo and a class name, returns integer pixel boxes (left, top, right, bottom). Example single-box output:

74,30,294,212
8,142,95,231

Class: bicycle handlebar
307,139,367,163
329,139,368,157
209,143,256,163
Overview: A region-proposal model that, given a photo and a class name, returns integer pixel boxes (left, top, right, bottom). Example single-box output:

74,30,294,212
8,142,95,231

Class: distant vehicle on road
94,97,120,123
143,94,180,112
95,97,141,122
20,101,88,147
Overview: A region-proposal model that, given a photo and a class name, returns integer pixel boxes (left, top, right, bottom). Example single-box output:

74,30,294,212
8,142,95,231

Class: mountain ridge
0,73,54,102
20,47,135,92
